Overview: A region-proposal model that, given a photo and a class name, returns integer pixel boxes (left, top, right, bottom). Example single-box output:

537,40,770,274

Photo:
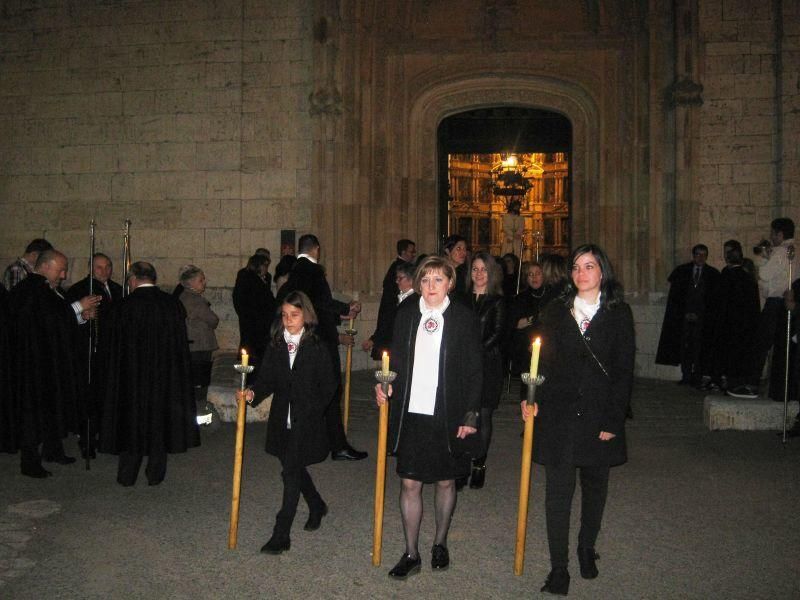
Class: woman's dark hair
561,244,624,310
540,253,568,288
501,253,520,275
271,290,319,347
468,251,503,295
246,254,269,272
442,234,467,254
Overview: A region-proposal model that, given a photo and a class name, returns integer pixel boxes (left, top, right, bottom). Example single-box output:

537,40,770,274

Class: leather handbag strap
571,308,611,380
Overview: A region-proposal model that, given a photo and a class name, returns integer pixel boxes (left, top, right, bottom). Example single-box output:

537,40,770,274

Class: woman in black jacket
461,251,506,490
241,291,337,555
521,244,635,596
375,255,482,579
232,254,275,376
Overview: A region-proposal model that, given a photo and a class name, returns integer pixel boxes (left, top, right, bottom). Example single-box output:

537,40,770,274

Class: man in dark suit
65,252,124,457
278,234,367,460
362,260,416,360
99,262,199,486
655,244,721,386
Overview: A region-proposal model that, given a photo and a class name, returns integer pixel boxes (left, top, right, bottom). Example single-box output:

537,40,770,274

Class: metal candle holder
520,373,545,405
374,370,397,392
234,363,254,390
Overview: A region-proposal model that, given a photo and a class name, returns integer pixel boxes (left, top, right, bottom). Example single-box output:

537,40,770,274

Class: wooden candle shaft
372,394,389,566
343,344,353,434
514,382,537,575
228,392,247,549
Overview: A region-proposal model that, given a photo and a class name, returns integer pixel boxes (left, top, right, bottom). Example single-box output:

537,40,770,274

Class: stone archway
402,74,600,255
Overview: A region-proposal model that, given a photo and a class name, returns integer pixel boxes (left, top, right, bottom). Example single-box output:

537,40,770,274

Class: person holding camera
753,218,796,400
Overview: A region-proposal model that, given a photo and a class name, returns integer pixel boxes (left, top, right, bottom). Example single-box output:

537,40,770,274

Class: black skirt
395,407,470,483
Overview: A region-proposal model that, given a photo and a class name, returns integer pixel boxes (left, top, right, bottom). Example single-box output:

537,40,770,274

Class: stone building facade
0,1,797,377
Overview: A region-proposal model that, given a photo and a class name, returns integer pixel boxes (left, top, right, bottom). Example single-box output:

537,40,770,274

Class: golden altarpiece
447,153,570,259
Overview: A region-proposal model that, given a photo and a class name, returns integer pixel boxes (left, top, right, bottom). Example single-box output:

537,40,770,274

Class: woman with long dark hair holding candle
521,244,634,596
375,255,482,579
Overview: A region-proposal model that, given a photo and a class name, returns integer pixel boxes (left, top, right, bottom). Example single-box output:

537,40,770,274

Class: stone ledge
207,352,271,422
704,396,799,430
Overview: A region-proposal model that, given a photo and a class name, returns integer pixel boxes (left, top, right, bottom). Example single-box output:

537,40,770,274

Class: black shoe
388,553,421,579
541,567,570,595
331,444,368,461
21,465,52,479
469,465,486,489
431,544,449,570
260,535,291,554
577,546,599,579
455,476,468,491
304,503,328,531
43,454,76,465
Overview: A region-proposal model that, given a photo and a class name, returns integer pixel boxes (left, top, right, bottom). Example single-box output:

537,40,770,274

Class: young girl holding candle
521,244,635,595
240,290,337,554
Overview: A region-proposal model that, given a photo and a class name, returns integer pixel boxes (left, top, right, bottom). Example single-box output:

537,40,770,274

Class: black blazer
232,268,275,356
251,333,337,466
533,299,635,467
388,296,483,458
369,258,407,359
472,293,507,409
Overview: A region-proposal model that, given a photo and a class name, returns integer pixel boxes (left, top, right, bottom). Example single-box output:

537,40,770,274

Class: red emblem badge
287,341,297,354
424,317,439,334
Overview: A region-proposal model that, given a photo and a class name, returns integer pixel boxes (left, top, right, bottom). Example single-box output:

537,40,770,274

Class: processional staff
122,219,132,297
782,245,795,445
229,349,253,549
514,338,542,576
85,219,97,471
372,352,396,566
342,315,358,434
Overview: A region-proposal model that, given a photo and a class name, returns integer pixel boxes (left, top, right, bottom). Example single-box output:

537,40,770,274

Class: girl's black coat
388,295,483,458
251,334,337,466
533,299,635,467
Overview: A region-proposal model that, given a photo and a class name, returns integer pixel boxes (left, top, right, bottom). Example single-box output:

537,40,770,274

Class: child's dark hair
271,290,319,346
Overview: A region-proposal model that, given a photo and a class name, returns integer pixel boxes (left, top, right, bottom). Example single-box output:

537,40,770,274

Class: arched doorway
437,107,572,259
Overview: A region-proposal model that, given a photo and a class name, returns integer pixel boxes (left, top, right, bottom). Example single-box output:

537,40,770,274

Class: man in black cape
65,252,124,457
99,261,199,486
655,244,720,385
277,234,367,460
8,250,100,477
0,284,14,454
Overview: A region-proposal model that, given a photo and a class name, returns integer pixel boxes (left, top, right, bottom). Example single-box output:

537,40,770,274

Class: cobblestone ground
1,374,798,599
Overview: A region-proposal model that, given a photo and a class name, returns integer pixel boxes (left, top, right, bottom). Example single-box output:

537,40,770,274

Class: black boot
541,567,570,595
469,461,486,489
261,519,291,554
577,546,599,579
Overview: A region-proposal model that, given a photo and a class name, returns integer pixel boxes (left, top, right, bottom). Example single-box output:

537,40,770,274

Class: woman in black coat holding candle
461,251,506,490
375,255,482,579
521,244,635,596
241,290,337,554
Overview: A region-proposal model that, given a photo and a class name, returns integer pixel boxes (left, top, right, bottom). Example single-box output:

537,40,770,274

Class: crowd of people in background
655,218,800,438
14,220,800,593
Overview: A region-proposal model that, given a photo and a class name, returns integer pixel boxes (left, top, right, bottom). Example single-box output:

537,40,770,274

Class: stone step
704,396,799,431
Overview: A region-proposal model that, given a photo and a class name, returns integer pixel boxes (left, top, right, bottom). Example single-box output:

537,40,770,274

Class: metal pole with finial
782,244,795,444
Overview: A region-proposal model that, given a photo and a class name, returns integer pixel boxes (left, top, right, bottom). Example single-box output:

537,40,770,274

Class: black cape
232,268,275,358
0,284,14,452
99,286,199,455
7,274,86,449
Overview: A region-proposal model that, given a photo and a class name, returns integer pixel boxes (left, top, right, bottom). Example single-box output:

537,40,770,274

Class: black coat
655,262,720,365
471,293,507,409
369,258,407,360
533,300,635,467
508,286,557,374
278,257,349,371
7,274,86,449
99,287,199,455
232,268,275,357
388,296,483,458
251,333,338,466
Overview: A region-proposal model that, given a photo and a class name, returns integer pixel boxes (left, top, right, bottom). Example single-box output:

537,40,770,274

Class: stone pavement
1,374,799,599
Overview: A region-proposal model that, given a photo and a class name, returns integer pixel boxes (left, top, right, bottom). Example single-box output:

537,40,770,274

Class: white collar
297,253,318,264
398,288,414,303
134,283,156,289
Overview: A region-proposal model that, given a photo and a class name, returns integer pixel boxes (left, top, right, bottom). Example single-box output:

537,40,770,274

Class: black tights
399,478,457,557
